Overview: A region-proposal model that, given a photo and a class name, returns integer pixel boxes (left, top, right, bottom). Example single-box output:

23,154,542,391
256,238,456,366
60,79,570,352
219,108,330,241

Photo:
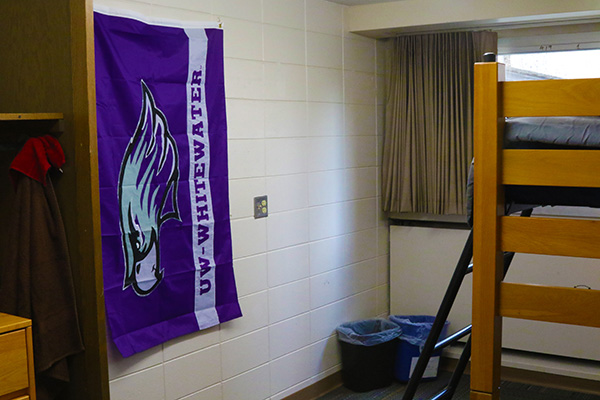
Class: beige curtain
382,31,497,215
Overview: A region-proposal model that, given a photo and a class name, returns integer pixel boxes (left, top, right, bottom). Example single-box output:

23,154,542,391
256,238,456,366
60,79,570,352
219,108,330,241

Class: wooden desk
0,313,35,400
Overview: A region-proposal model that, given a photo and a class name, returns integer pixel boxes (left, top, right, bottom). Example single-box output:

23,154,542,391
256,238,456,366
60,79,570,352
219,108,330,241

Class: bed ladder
401,209,533,400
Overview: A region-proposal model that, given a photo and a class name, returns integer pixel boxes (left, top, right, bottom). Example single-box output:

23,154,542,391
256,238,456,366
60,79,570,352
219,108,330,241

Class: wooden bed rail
502,78,600,117
503,149,600,187
501,216,600,258
500,283,600,328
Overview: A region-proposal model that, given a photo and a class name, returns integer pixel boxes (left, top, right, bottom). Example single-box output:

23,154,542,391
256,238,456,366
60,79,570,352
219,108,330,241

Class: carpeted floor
318,372,600,400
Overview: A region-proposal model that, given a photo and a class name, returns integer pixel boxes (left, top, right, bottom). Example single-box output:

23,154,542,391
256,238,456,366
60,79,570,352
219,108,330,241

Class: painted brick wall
94,1,389,398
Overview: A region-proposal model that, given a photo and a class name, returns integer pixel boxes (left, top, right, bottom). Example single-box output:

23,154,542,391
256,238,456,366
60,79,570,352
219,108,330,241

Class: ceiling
327,0,394,5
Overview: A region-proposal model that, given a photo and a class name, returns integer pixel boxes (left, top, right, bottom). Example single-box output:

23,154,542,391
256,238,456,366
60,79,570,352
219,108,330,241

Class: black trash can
336,319,402,392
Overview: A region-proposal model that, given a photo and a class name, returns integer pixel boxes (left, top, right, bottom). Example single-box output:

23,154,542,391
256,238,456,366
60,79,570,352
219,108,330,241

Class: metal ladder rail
400,230,474,400
401,209,532,400
427,250,518,400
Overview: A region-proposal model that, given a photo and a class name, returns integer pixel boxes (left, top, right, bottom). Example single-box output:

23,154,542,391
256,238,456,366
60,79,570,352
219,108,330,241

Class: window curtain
382,31,497,215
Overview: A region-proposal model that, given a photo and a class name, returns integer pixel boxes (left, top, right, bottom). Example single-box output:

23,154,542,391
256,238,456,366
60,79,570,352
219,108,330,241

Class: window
498,49,600,81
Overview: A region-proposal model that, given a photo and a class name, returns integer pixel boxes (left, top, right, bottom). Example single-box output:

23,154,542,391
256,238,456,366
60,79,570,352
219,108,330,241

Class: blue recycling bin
389,315,450,382
336,319,402,392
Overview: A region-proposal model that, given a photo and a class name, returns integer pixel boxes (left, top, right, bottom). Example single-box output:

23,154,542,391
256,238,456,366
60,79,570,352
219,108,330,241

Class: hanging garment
0,135,84,400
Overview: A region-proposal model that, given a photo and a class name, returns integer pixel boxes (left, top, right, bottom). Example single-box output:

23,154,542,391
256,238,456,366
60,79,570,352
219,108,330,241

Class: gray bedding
466,117,600,225
505,117,600,148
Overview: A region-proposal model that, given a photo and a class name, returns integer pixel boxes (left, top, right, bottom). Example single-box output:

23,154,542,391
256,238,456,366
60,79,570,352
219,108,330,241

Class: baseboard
283,350,600,400
442,355,600,396
282,371,342,400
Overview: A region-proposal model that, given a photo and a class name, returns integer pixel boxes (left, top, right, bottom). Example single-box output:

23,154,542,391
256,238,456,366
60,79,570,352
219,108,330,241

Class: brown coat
0,174,84,400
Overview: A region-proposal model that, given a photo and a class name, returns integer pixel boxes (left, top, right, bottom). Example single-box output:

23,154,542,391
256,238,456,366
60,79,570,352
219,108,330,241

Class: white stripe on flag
186,28,219,329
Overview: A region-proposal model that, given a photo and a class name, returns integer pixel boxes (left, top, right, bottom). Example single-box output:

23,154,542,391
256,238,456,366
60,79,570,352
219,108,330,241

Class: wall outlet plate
254,195,268,218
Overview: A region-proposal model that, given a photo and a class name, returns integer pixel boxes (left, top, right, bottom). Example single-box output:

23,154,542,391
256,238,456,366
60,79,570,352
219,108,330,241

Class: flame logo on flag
118,81,181,296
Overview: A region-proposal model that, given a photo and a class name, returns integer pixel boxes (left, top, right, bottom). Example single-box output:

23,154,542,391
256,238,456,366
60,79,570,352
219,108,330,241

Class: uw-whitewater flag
94,10,241,357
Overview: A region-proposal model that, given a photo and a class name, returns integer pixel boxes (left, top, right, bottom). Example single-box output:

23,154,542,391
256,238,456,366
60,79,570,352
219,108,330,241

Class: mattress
504,116,600,148
466,117,600,225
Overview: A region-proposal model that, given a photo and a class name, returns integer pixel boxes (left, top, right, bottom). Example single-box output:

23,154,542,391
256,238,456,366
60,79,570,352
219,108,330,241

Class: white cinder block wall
96,0,389,399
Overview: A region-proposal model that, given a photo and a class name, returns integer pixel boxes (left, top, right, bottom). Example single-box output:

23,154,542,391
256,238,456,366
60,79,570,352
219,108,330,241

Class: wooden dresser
0,313,35,400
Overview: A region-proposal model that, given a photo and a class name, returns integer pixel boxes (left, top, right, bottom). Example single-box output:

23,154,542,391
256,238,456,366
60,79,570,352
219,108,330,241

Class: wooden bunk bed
471,62,600,399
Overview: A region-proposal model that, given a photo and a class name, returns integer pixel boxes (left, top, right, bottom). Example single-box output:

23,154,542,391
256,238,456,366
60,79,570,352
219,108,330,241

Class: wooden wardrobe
0,1,109,399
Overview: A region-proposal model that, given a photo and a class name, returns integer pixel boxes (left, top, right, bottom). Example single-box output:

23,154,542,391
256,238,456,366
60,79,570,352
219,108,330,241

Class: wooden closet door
0,1,109,399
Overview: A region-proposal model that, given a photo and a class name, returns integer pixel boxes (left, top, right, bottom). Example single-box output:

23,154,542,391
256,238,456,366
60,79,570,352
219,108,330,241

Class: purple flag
94,10,241,357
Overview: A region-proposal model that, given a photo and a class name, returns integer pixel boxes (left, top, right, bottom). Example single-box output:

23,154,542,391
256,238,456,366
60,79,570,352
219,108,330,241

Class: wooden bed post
471,61,505,400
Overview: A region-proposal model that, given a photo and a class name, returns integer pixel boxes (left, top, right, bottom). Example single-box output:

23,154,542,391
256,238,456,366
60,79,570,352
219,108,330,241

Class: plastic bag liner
389,315,438,347
389,315,449,382
336,319,401,346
